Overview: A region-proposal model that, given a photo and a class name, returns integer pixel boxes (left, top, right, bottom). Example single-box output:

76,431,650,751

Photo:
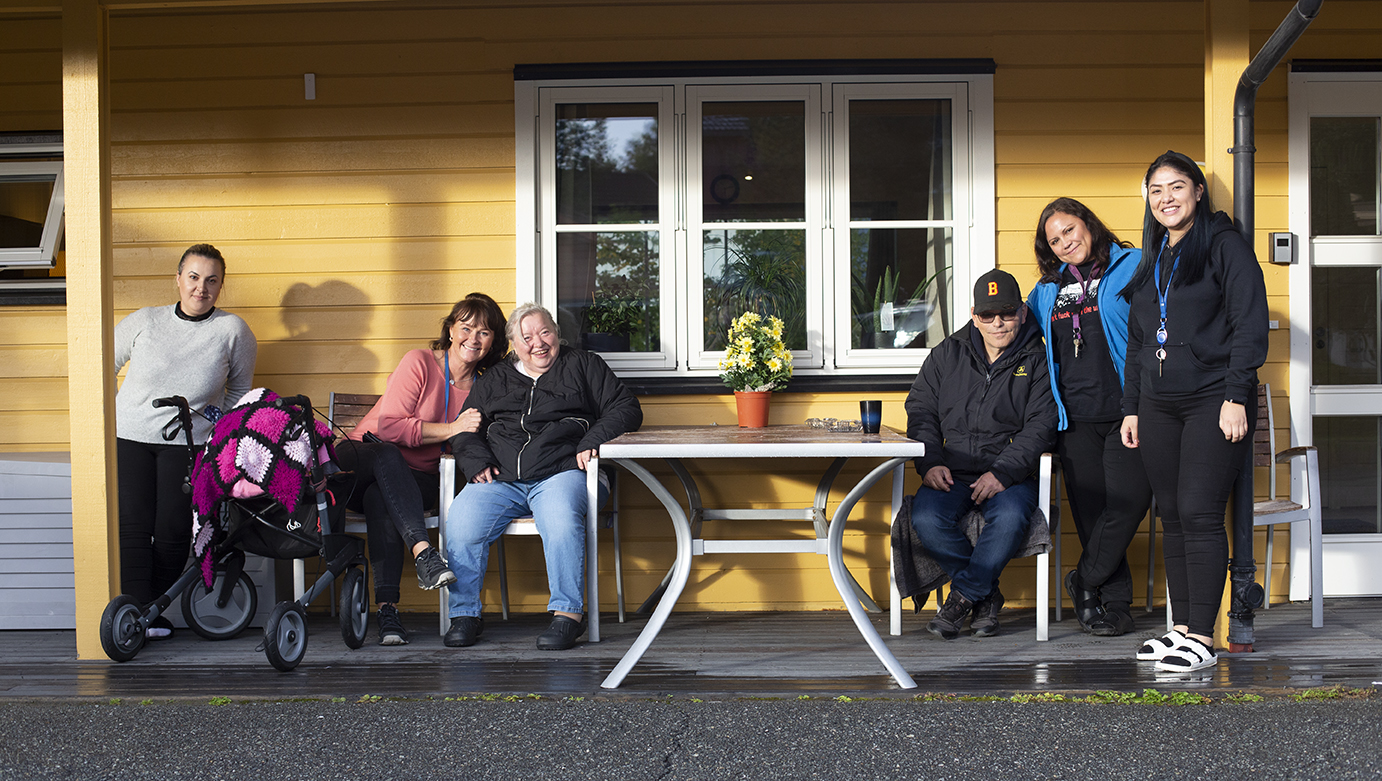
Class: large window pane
849,100,951,222
1314,416,1382,535
557,231,661,352
1312,267,1380,385
702,102,805,223
850,228,952,349
556,104,658,225
0,178,53,249
703,228,806,350
1310,117,1380,236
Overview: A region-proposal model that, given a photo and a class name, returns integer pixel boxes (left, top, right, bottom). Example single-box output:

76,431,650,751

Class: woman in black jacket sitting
442,302,642,651
1119,151,1268,672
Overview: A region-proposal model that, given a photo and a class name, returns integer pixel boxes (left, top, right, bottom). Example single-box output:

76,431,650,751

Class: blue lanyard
443,350,452,422
1153,236,1179,347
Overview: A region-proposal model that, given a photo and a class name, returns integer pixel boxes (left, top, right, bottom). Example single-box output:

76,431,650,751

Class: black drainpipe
1225,0,1322,652
1232,0,1324,242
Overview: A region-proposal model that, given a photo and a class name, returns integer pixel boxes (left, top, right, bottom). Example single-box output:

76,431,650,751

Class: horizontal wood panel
0,346,66,378
0,528,71,544
113,170,516,209
112,236,517,276
111,72,515,111
0,409,69,449
112,40,495,80
995,101,1202,134
997,133,1203,165
0,549,74,571
0,573,73,589
0,309,68,345
111,201,515,244
111,137,514,176
113,103,514,143
995,66,1201,101
115,269,514,312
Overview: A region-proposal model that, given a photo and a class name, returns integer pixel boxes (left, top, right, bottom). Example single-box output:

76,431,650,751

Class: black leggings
117,438,194,606
334,440,439,605
1137,388,1249,637
1057,419,1152,607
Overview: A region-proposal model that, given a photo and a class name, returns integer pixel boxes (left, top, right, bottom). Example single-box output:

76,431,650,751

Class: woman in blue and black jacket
1026,197,1151,637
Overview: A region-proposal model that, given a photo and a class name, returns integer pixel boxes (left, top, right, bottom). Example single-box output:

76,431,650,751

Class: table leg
587,458,601,643
827,457,917,689
601,458,694,689
635,458,702,614
889,461,904,636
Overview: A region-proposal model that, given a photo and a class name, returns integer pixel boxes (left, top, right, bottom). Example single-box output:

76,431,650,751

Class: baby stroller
99,390,370,671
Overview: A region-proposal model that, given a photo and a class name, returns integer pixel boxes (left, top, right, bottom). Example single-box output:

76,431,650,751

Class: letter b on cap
988,281,998,296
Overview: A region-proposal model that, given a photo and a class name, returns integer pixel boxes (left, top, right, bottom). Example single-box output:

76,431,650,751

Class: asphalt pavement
2,697,1380,780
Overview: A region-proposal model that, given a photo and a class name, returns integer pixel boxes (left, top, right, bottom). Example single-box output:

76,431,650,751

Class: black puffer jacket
450,347,643,483
905,318,1057,489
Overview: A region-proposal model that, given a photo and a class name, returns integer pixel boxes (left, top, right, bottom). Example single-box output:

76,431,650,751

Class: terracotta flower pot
734,391,772,428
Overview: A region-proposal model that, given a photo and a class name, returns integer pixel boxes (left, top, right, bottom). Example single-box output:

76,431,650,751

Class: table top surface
597,424,924,459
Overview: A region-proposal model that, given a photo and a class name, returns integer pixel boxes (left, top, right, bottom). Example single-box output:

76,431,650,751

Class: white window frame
515,72,995,379
0,154,65,269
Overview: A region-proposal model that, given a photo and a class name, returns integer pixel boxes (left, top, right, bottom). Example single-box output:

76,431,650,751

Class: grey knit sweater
114,304,258,446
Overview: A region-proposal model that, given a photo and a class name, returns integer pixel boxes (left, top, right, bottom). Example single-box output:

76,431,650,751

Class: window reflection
556,104,658,225
702,102,805,223
1310,117,1380,237
702,229,806,350
1312,267,1380,385
1315,416,1382,535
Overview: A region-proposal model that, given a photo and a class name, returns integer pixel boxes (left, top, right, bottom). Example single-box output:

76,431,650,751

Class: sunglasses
975,310,1019,324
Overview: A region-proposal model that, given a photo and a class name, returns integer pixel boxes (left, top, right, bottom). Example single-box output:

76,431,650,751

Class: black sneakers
414,546,457,591
970,590,1004,638
444,615,484,648
926,590,973,640
536,614,587,651
376,603,408,646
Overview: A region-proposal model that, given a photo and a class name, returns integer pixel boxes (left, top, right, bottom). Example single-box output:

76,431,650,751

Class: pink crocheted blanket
189,388,334,583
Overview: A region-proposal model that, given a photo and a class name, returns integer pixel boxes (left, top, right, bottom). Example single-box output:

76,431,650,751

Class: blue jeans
911,477,1038,603
444,469,604,619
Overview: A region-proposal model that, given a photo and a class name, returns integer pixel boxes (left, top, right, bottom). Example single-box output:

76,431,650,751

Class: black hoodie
904,315,1057,489
1121,211,1269,413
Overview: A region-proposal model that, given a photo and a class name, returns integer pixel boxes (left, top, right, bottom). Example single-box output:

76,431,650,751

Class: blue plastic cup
859,400,882,434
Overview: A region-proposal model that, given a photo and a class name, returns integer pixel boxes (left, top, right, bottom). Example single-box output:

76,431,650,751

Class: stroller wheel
339,567,369,649
100,596,147,662
263,601,308,672
182,570,258,641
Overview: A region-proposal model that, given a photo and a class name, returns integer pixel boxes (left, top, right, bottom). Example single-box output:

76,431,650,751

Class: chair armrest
1275,445,1317,463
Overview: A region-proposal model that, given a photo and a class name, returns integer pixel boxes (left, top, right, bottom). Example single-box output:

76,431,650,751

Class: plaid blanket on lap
189,388,334,585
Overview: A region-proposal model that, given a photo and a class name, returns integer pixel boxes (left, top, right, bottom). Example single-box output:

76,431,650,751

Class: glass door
1290,75,1382,597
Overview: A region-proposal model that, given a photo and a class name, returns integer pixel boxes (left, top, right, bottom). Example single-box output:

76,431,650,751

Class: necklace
1066,263,1098,358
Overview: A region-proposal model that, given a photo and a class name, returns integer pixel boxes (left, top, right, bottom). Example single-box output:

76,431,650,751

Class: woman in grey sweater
114,244,257,638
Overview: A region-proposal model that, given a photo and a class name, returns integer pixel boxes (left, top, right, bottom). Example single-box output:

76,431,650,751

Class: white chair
437,454,625,632
893,451,1063,640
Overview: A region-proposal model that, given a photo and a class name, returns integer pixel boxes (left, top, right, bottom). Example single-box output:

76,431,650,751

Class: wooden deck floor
4,598,1380,699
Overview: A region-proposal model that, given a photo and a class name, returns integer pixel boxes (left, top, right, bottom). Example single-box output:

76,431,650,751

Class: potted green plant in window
583,297,641,353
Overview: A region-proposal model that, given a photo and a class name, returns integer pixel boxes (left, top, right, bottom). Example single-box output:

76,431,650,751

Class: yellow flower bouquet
718,312,793,392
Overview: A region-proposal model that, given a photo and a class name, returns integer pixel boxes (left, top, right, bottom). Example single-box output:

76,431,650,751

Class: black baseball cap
973,269,1022,313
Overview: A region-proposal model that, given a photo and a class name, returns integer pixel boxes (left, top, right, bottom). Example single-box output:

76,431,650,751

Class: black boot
1090,602,1135,637
1064,570,1104,633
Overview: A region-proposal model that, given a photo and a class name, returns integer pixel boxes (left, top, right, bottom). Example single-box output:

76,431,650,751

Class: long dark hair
1121,151,1217,302
1033,197,1132,284
431,292,509,372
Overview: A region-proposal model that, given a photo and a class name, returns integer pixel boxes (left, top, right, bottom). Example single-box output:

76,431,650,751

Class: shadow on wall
279,281,378,397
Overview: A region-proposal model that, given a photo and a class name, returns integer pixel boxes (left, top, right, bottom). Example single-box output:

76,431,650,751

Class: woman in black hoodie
1119,151,1268,672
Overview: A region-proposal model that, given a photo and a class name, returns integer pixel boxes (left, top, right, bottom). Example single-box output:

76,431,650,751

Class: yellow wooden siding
4,0,1381,612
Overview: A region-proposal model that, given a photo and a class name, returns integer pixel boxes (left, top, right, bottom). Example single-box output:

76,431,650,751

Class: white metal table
583,424,925,689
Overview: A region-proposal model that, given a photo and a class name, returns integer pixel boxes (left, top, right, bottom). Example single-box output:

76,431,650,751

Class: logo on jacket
1013,364,1028,377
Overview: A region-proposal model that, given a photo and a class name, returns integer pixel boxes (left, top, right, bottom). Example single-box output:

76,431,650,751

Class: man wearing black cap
904,268,1057,639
